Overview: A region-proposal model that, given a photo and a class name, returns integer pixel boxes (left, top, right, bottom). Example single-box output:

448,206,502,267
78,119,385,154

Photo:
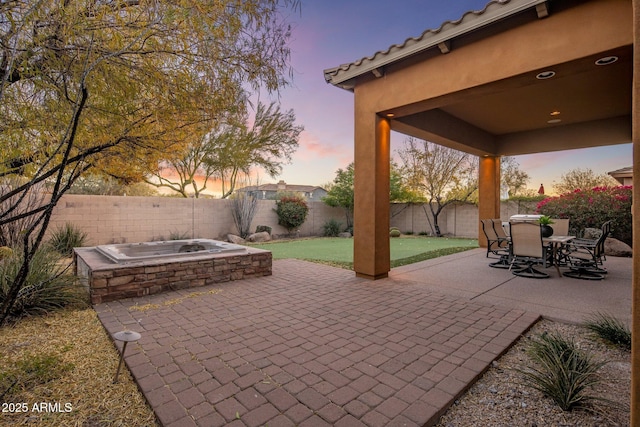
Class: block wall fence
46,194,537,246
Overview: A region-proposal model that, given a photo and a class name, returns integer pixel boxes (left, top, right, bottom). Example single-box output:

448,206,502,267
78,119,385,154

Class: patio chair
563,221,611,280
551,218,570,236
481,219,510,268
509,222,549,278
491,219,510,240
546,218,570,265
571,220,611,264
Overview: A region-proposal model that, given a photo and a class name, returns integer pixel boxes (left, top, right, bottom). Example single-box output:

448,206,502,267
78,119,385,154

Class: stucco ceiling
392,44,632,156
437,47,632,135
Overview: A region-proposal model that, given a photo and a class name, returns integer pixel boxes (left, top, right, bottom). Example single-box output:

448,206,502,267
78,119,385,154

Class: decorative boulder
247,231,271,243
255,225,272,235
582,228,601,240
604,238,632,257
338,232,352,238
227,234,246,244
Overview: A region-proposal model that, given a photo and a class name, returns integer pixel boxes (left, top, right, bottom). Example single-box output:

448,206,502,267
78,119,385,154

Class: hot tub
75,239,271,304
95,239,247,264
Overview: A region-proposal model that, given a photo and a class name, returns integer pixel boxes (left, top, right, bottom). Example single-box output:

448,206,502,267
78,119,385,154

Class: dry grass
129,288,222,313
0,309,158,426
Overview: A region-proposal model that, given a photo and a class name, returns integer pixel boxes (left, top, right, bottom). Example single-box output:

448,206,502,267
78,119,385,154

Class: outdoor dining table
542,235,575,277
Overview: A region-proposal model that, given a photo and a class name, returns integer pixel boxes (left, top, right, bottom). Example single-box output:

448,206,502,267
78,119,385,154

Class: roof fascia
324,0,548,90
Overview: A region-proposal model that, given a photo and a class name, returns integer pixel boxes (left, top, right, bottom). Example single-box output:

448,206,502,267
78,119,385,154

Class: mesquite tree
0,0,299,325
147,101,303,198
397,137,478,236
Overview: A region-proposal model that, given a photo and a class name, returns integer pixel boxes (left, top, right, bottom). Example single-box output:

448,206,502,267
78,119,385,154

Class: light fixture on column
547,110,561,124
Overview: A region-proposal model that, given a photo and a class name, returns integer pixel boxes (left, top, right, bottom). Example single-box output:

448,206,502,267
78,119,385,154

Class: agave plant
583,312,631,351
0,246,87,321
48,222,88,257
517,331,607,411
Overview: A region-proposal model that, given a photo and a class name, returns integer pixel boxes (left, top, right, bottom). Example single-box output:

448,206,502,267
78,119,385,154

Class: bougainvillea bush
275,195,309,234
536,186,632,246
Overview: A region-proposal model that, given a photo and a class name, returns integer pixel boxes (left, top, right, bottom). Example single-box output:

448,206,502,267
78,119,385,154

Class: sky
254,0,632,194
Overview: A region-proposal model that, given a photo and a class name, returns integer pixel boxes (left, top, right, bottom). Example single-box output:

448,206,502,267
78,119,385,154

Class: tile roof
324,0,548,90
236,182,325,193
608,166,633,176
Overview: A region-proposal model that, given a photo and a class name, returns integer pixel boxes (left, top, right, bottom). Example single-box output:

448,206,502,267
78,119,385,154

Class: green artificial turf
249,236,478,270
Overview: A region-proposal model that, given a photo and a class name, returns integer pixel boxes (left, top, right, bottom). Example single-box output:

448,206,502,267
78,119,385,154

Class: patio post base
512,265,550,279
489,256,511,269
563,269,605,280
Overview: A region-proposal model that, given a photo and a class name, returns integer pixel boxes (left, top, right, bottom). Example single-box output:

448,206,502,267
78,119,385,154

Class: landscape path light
112,330,141,384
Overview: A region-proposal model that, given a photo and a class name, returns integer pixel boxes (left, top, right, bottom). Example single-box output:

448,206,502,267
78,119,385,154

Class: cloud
295,131,351,163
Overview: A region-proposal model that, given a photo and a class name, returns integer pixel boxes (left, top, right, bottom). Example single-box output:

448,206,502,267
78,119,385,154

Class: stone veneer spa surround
75,243,272,304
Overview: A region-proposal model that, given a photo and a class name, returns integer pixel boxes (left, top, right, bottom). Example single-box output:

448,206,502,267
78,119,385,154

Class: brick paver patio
96,259,539,426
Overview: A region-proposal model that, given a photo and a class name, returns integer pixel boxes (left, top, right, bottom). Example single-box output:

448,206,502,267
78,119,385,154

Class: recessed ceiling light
595,56,618,66
536,71,555,80
547,118,562,124
550,111,561,116
386,113,395,118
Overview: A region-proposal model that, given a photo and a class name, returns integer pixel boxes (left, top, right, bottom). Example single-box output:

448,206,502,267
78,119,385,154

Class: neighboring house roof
608,166,633,175
608,166,633,181
324,0,549,90
236,181,325,194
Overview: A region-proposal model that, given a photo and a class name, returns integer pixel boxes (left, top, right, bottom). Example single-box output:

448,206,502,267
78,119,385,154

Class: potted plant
538,215,555,237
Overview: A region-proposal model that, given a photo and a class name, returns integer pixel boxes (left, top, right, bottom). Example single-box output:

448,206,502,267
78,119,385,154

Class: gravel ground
436,319,631,427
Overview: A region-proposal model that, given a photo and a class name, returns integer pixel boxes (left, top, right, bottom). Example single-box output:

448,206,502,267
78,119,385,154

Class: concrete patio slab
96,256,542,427
392,248,632,324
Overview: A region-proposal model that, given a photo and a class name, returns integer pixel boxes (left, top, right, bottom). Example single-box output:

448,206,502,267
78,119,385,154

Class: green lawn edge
250,237,478,270
258,245,477,271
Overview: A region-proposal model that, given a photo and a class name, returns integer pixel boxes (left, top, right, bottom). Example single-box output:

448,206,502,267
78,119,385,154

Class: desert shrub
0,246,13,260
322,219,342,237
0,177,47,248
255,225,272,235
231,192,258,238
508,194,547,203
389,227,401,238
1,351,74,400
275,195,309,234
48,222,88,257
169,230,190,240
518,331,606,411
0,246,87,322
536,186,632,246
583,312,631,351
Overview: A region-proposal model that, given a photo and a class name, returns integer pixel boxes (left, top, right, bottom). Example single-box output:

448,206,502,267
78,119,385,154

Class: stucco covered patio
324,0,638,421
